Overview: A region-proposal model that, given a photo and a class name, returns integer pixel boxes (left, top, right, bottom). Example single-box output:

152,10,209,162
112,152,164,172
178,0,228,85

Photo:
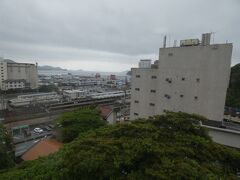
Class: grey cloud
0,0,239,71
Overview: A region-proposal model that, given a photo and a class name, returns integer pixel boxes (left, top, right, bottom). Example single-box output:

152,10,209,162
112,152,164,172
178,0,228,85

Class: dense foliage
56,108,106,143
1,112,240,179
0,124,14,170
226,63,240,108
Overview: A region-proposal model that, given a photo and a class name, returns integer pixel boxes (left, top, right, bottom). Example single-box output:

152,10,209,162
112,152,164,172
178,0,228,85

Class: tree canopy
0,124,14,170
38,84,59,93
1,112,240,179
56,107,106,143
226,63,240,108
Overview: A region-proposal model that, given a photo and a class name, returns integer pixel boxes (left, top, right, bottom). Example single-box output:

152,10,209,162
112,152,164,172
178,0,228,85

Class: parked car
44,126,52,131
34,127,44,133
48,124,55,129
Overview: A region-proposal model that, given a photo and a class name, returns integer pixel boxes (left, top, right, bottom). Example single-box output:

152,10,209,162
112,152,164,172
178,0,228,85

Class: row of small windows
165,77,200,83
135,75,199,82
134,94,198,102
135,88,198,100
8,82,24,84
7,85,22,87
164,94,198,100
136,75,157,79
134,100,155,107
135,88,156,93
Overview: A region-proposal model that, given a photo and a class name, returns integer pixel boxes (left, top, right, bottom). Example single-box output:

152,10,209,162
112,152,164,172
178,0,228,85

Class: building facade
130,34,232,121
0,58,38,90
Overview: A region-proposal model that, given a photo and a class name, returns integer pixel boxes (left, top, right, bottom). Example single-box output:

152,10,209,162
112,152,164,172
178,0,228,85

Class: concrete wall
130,43,232,121
7,63,38,89
203,125,240,149
0,59,8,90
130,68,158,119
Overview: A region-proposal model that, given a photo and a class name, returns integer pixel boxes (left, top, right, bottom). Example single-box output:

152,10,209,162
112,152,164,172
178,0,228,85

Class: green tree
56,107,106,143
38,84,59,93
226,63,240,108
0,124,14,170
1,112,240,179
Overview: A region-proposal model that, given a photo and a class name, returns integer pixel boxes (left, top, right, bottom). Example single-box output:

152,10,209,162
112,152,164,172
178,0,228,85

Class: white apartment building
0,58,38,90
130,33,232,121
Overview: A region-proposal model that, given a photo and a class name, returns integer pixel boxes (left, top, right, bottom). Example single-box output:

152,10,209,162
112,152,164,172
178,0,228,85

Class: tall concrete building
0,58,38,90
130,33,232,121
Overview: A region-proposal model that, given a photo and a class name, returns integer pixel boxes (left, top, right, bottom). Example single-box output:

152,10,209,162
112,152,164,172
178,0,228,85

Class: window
164,94,171,99
134,100,139,103
168,53,173,56
136,75,140,78
149,103,155,106
182,77,185,81
135,88,140,91
180,94,184,98
150,89,156,93
134,113,139,116
196,78,200,82
151,76,157,79
166,78,172,83
194,96,198,100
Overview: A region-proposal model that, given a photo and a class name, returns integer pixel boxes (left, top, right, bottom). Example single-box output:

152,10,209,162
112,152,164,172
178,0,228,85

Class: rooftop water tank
139,59,151,68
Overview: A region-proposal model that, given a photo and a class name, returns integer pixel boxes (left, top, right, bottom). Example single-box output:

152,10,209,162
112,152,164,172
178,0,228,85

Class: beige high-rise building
130,33,232,121
0,58,38,90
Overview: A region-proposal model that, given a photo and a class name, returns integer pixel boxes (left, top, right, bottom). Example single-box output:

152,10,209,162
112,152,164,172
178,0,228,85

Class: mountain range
38,65,129,76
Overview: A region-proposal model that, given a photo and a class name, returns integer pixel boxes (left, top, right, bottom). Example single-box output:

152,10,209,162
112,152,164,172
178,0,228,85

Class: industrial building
63,90,87,101
0,58,38,90
130,33,232,121
8,92,60,107
90,90,130,99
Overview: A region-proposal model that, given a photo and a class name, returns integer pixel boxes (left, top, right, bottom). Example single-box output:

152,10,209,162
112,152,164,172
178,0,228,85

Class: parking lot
13,122,56,157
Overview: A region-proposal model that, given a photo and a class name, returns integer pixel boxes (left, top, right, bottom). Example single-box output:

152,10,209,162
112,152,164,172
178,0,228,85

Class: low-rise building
63,90,87,101
8,92,60,107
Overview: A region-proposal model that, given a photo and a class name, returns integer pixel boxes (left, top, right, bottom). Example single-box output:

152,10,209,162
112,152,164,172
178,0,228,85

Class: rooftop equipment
180,39,200,47
201,33,211,46
163,35,167,48
138,59,151,69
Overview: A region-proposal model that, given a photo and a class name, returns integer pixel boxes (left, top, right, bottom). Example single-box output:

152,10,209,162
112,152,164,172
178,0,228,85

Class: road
14,131,53,157
223,121,240,131
15,139,39,157
4,115,58,129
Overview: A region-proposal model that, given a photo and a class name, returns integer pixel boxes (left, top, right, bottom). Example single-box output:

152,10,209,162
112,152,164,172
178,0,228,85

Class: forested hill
226,63,240,108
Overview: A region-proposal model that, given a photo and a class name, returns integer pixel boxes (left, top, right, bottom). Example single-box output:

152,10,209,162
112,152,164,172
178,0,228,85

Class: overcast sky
0,0,239,72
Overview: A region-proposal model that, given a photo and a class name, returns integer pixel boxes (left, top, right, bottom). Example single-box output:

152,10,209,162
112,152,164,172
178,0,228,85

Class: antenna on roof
173,40,177,47
163,35,167,48
210,31,216,44
168,35,171,47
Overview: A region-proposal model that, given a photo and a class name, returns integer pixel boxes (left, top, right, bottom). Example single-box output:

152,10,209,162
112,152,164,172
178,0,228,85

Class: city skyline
0,0,239,72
